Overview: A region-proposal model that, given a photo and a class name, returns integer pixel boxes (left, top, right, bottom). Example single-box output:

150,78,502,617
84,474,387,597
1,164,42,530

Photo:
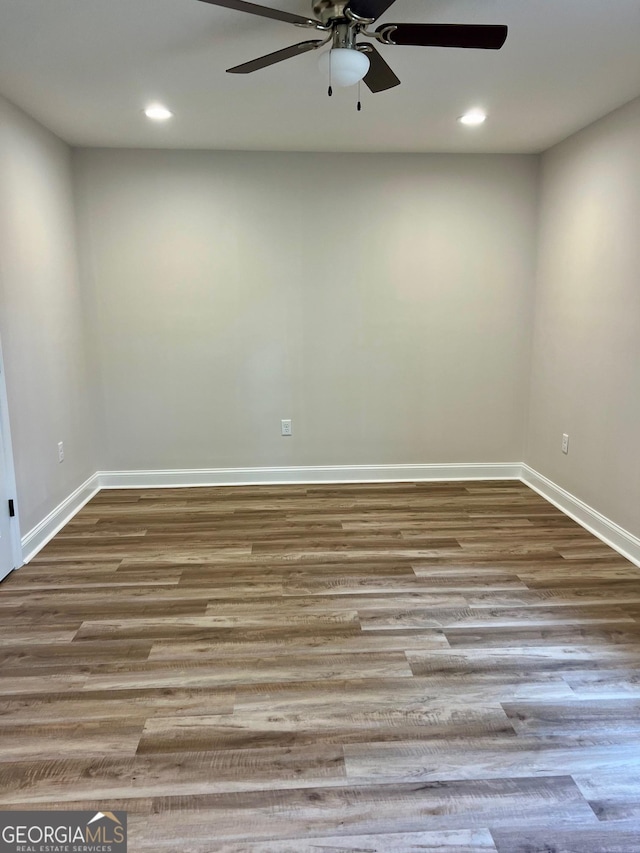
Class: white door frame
0,334,22,575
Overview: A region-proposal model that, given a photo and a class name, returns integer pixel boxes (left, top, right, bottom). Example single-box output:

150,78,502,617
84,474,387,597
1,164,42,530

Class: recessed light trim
458,109,487,126
144,104,174,121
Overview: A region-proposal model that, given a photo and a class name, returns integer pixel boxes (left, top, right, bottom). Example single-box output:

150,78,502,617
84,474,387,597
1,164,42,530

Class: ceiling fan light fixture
458,108,487,126
318,48,371,88
144,104,174,121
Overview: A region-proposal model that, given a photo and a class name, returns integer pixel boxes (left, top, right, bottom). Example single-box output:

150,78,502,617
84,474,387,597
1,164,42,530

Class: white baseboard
21,473,101,564
97,462,522,489
521,465,640,569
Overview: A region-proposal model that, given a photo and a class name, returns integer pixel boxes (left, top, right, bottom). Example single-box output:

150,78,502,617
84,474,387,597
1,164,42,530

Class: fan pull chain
328,50,333,97
357,79,362,112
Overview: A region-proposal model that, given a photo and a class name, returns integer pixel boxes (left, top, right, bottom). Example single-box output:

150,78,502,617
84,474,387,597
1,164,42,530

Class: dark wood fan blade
378,23,508,49
198,0,320,28
345,0,397,22
227,40,324,73
362,45,400,92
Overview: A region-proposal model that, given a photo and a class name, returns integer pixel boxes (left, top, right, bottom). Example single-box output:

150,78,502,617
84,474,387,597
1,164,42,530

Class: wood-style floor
1,481,640,852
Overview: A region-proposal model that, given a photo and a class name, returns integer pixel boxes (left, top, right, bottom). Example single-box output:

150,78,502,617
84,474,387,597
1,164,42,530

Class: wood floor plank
502,697,640,735
491,822,640,853
0,639,153,671
359,603,635,631
283,572,529,595
0,674,89,695
562,669,640,698
136,701,513,753
343,735,640,783
572,769,640,803
73,613,362,642
148,629,449,661
231,671,571,712
0,720,144,762
131,828,498,852
444,623,640,648
0,687,235,724
1,778,599,839
1,480,638,848
405,645,640,677
76,653,414,692
0,745,346,804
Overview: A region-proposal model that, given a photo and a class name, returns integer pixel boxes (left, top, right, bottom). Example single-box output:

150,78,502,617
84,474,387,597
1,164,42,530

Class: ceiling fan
197,0,508,93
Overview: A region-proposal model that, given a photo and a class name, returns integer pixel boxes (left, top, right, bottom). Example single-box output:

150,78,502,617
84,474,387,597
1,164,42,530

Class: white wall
0,95,99,534
527,96,640,538
74,149,539,472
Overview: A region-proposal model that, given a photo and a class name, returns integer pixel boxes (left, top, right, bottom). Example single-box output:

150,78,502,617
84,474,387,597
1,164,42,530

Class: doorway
0,341,20,581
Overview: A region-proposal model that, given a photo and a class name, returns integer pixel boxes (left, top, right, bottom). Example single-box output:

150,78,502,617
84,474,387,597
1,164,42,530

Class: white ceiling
1,0,640,153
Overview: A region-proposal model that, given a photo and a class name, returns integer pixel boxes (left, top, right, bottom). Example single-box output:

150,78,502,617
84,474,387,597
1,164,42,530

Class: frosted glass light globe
318,48,370,88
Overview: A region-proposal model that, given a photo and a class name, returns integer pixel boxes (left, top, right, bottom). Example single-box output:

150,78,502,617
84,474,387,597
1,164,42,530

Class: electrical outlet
281,419,292,437
562,433,569,455
57,441,65,463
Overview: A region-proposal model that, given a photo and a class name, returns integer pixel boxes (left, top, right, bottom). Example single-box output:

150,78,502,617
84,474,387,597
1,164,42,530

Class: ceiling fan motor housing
312,1,350,26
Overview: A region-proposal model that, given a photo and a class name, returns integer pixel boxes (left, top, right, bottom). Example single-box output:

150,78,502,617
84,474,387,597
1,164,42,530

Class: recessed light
458,109,487,126
144,105,173,121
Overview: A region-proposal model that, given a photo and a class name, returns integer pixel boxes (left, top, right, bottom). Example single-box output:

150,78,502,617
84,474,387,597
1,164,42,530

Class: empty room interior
1,0,640,850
